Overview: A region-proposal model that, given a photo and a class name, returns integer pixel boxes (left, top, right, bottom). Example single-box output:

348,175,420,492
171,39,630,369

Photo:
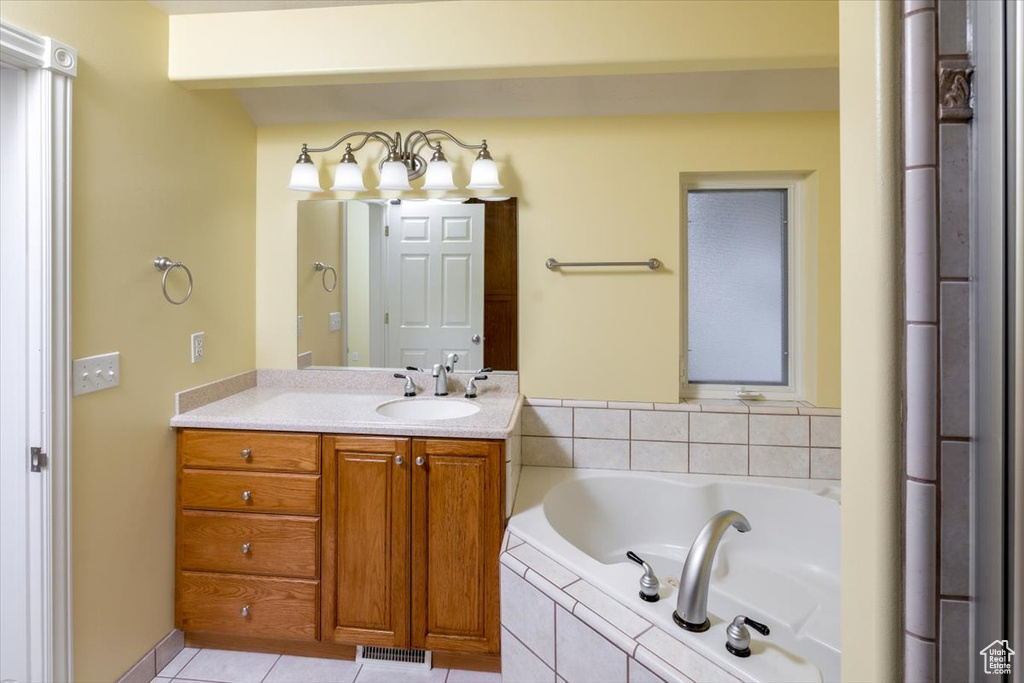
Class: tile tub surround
521,398,841,480
500,531,740,683
505,468,839,682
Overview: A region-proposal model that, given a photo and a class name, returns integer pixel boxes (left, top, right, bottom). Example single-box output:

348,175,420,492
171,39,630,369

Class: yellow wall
169,0,838,88
297,201,344,366
257,112,840,405
0,2,256,681
838,0,902,679
343,201,372,367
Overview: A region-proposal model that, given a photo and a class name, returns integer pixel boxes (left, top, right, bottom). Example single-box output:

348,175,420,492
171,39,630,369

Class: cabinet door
411,439,503,653
322,436,410,647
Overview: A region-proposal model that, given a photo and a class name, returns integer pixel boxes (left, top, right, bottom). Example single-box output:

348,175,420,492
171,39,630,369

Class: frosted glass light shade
330,161,367,191
467,158,503,189
421,160,457,190
288,162,322,192
378,161,413,190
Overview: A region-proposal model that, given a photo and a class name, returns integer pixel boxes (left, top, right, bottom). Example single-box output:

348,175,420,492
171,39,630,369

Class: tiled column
935,1,972,681
903,1,939,680
902,1,973,681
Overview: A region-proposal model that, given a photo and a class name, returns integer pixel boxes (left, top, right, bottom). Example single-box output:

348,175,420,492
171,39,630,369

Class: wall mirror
297,198,518,373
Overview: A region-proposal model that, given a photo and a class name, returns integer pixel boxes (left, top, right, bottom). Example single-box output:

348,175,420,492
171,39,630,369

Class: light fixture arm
406,129,486,154
303,130,396,156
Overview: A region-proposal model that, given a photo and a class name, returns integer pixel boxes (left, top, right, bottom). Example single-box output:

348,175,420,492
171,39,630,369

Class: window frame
679,173,813,402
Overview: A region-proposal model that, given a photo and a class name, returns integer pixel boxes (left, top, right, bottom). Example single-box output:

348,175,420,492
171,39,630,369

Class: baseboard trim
184,632,501,673
115,629,185,683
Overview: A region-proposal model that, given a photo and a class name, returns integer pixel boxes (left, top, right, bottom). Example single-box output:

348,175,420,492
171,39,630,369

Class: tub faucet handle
726,615,771,658
626,551,660,602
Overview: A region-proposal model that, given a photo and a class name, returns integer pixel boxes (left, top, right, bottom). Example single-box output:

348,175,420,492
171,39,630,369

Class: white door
0,64,45,683
386,202,485,372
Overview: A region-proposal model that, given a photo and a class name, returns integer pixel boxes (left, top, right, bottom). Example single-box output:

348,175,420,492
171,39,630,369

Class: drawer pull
241,448,252,460
241,542,251,555
240,605,250,617
241,490,252,502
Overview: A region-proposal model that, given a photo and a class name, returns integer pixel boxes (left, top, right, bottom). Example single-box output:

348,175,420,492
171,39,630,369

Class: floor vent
356,645,432,669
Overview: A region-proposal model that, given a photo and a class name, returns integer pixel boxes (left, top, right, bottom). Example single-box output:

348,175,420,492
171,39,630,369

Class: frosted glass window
687,189,788,385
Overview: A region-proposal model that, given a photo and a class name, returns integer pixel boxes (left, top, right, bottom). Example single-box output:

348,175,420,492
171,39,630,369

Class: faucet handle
626,551,660,602
406,366,425,372
464,375,489,399
742,616,770,636
725,615,770,658
393,373,417,397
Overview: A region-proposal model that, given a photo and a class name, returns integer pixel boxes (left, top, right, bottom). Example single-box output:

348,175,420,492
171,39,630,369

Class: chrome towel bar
545,258,661,270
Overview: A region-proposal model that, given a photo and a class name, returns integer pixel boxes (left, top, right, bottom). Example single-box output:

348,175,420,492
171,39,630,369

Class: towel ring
153,256,193,305
314,261,337,292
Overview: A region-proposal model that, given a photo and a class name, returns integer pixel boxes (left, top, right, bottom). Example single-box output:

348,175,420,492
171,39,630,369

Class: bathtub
507,466,840,683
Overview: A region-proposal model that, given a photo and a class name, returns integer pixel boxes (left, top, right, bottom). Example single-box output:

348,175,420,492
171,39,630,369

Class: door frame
0,21,75,683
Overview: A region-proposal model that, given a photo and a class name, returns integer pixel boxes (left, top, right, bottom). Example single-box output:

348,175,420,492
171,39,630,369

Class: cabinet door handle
240,605,250,617
241,542,251,555
395,455,404,465
241,490,252,502
415,456,425,467
241,448,252,460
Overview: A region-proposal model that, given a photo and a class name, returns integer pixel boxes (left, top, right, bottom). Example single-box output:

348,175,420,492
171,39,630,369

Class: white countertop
170,384,522,439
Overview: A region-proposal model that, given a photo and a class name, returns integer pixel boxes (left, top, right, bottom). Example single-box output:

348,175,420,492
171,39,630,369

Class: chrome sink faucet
673,510,751,632
431,353,459,396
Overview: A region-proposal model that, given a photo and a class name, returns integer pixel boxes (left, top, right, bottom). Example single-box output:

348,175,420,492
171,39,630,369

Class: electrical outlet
72,352,120,396
350,350,360,363
297,315,304,337
191,332,205,363
328,312,342,332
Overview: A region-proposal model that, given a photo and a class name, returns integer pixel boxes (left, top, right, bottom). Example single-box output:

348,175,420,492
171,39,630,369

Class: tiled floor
152,648,503,683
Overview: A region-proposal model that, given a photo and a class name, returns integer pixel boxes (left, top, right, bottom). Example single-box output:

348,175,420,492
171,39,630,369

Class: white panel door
386,202,485,372
0,64,44,683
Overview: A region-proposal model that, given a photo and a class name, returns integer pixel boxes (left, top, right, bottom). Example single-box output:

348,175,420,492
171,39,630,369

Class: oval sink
376,398,481,421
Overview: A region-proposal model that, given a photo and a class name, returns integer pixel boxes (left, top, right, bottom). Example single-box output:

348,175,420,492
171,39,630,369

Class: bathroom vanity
170,371,521,672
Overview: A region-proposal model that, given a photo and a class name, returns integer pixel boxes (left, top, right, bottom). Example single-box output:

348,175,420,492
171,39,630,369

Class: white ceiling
148,0,428,15
235,69,839,125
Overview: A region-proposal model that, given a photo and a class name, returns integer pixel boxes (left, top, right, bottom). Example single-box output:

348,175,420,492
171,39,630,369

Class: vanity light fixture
287,129,503,194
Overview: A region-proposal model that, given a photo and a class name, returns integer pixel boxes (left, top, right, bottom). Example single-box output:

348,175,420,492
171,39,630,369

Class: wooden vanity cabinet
176,429,322,642
177,429,504,665
322,436,503,655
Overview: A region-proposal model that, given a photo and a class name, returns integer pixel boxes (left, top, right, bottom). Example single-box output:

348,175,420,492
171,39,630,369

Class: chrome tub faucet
673,510,751,632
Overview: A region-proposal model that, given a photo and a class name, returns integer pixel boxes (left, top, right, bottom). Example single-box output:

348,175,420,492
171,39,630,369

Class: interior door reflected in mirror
296,198,518,372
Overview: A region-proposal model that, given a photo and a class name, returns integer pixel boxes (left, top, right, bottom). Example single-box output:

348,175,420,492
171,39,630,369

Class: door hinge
30,446,47,473
384,312,389,325
385,225,390,237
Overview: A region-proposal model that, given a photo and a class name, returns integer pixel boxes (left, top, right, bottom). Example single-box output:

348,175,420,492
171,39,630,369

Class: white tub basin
375,397,481,420
509,467,841,683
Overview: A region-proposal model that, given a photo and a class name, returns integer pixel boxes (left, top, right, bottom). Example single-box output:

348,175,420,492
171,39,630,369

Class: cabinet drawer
181,470,319,515
180,430,319,473
179,572,318,641
181,511,319,579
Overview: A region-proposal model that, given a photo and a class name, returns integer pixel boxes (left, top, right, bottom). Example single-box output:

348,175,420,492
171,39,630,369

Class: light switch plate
73,352,120,396
297,315,304,337
328,312,342,332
